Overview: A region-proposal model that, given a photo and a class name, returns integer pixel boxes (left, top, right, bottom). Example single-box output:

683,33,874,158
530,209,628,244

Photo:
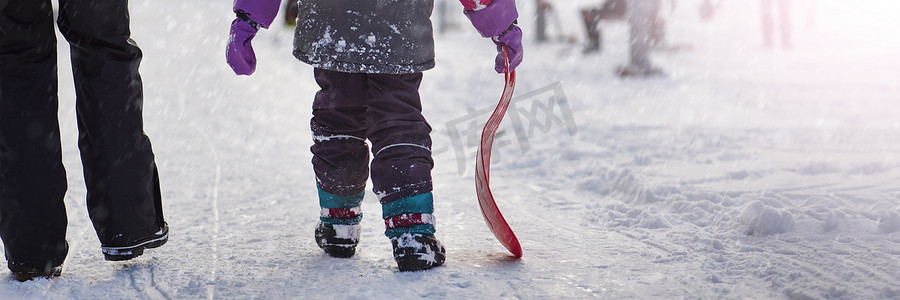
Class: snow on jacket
292,0,436,74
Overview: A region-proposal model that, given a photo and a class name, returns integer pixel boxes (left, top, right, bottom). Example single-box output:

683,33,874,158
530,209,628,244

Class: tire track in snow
719,237,900,299
126,263,172,300
494,184,701,298
199,127,222,300
168,89,223,299
148,263,174,300
787,242,900,294
616,230,675,255
207,162,221,300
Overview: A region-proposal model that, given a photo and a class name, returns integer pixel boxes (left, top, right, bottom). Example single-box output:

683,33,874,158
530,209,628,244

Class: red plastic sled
475,46,522,257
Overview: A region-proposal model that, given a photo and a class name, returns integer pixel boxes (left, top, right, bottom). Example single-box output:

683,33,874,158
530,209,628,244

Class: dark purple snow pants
0,0,166,270
311,69,433,204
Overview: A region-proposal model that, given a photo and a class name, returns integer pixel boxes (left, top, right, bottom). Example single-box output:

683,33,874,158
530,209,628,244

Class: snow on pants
0,0,165,269
310,68,434,205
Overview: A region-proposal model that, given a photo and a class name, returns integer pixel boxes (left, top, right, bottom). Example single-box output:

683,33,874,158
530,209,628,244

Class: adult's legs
627,0,659,69
57,0,166,248
760,0,774,47
0,0,69,272
581,8,602,52
777,0,792,48
535,0,549,43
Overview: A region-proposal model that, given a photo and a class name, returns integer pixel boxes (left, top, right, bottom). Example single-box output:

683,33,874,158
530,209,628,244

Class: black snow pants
0,0,165,270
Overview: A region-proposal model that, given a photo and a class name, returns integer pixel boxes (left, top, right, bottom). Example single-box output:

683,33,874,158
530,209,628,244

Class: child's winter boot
391,233,445,271
383,192,445,271
315,188,364,258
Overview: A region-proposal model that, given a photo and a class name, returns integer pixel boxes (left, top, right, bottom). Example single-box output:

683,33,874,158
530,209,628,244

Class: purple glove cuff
465,0,518,38
233,0,280,29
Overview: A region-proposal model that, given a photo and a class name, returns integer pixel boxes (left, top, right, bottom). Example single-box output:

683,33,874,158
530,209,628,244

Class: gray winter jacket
293,0,435,74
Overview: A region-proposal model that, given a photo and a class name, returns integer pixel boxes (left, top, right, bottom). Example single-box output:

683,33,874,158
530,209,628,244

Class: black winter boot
101,223,169,261
391,233,445,271
315,222,361,258
9,263,62,282
7,241,68,281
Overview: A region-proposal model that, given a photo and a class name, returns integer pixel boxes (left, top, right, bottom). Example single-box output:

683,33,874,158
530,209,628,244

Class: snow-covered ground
3,0,900,298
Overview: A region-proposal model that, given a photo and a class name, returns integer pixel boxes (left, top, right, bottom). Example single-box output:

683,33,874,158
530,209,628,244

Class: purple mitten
464,0,523,73
493,25,523,73
233,0,280,29
226,0,280,75
226,19,258,75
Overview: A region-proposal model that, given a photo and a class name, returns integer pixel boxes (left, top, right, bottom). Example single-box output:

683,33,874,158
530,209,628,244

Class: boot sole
102,226,169,261
321,245,357,258
395,253,442,272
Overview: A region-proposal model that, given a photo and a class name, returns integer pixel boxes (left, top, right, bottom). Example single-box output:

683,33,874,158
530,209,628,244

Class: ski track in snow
202,130,222,300
2,0,900,299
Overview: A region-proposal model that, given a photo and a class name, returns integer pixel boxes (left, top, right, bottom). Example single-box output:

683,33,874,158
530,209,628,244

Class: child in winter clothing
226,0,522,271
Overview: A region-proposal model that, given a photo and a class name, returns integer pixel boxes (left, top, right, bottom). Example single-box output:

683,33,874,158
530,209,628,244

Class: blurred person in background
698,0,722,22
760,0,792,49
535,0,552,43
617,0,665,77
580,0,667,60
283,0,299,26
580,0,627,53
